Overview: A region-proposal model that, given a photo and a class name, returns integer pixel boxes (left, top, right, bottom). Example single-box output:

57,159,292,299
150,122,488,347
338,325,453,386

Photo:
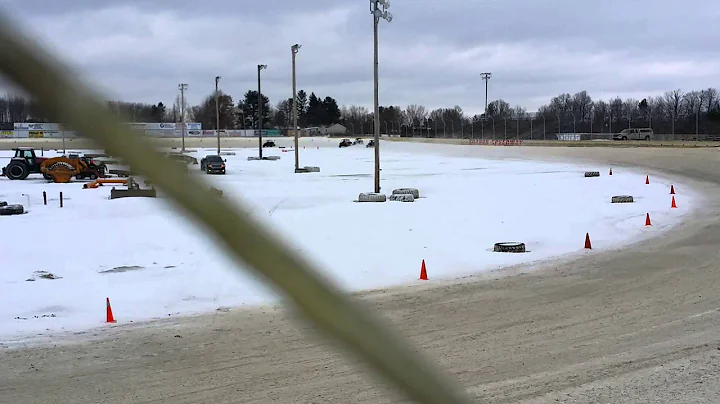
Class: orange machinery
83,178,128,189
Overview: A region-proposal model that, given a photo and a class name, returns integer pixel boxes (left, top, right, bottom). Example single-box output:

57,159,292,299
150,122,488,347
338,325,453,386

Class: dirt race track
2,141,720,403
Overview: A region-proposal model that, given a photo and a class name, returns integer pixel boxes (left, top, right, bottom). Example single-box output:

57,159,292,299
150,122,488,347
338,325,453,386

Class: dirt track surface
3,144,720,403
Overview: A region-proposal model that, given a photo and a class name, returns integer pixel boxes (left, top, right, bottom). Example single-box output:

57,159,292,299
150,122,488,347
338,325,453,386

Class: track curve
2,145,720,403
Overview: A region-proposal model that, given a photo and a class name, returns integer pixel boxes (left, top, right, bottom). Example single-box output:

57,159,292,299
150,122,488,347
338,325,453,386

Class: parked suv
613,128,654,141
200,154,226,174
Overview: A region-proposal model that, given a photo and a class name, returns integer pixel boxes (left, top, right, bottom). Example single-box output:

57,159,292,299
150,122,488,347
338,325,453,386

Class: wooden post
43,191,47,205
59,192,63,208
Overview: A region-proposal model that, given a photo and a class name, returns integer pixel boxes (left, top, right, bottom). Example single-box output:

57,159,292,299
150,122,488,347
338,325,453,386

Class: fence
1,127,286,139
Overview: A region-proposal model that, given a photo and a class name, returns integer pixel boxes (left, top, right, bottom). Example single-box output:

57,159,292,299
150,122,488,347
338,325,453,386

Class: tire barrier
0,204,24,216
469,139,523,146
611,195,634,203
493,242,526,253
392,188,420,198
584,171,600,177
357,192,387,203
389,193,415,202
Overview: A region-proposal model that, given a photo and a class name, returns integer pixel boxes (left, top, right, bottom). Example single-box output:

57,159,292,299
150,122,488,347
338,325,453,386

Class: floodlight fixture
258,64,267,70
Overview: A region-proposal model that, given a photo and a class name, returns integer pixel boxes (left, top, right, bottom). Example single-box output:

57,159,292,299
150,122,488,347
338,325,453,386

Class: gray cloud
0,0,716,115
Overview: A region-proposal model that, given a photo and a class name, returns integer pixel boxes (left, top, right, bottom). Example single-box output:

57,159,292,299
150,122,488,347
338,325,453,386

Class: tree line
1,87,718,136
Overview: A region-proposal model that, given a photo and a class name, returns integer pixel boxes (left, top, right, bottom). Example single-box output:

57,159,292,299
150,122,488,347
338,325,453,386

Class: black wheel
43,173,53,181
76,174,85,180
5,162,29,180
644,135,650,141
0,204,24,216
89,173,98,180
493,242,526,253
622,136,628,140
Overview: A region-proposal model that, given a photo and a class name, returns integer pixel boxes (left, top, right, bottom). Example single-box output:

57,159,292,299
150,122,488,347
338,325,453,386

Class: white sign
14,122,61,130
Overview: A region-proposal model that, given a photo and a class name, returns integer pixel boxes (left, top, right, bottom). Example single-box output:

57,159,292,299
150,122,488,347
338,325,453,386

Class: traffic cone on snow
584,233,592,249
645,175,650,185
645,213,652,226
670,185,675,194
106,297,116,323
419,260,428,280
671,195,677,209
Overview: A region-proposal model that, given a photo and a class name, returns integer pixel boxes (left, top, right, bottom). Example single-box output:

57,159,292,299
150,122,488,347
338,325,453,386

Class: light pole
258,64,267,159
291,44,301,172
215,76,221,155
480,72,492,115
178,83,188,152
370,0,392,194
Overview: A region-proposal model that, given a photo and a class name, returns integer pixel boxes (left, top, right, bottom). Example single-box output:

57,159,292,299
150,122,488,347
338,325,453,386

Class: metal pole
179,83,187,152
373,14,380,193
215,76,220,155
480,72,492,115
257,64,267,159
292,45,301,172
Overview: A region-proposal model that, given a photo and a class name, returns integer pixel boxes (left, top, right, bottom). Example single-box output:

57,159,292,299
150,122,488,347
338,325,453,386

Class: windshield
205,155,223,162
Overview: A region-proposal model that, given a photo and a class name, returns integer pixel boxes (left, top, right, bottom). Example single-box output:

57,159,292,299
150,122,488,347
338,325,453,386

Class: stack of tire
0,201,24,216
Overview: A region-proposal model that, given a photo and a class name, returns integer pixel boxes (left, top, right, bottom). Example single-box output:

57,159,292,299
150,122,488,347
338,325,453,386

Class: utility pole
215,76,221,155
291,44,301,172
257,64,267,159
178,83,188,152
480,72,492,114
370,0,392,194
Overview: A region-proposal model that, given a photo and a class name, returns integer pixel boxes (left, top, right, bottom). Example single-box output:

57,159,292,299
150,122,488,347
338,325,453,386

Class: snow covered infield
0,141,697,342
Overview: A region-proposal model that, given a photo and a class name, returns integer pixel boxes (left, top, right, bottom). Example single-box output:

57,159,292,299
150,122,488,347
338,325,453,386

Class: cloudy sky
0,0,717,115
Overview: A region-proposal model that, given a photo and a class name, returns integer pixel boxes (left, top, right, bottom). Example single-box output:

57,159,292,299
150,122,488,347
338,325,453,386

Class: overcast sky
0,0,717,115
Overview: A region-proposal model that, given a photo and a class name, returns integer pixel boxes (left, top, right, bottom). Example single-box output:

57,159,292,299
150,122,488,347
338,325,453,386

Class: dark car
263,140,276,148
353,138,364,145
339,138,353,148
200,155,226,174
366,140,375,148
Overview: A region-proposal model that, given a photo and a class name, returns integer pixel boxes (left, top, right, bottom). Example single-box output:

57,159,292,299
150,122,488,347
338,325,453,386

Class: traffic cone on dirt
106,297,116,323
671,195,677,209
584,233,592,249
609,168,613,175
645,175,650,185
645,213,652,226
419,260,428,280
670,185,675,194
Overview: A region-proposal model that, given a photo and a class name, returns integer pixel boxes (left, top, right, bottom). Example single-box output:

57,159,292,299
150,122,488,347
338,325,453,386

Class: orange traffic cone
584,233,592,249
645,175,650,185
106,297,116,323
645,213,652,226
609,168,613,176
671,195,677,209
419,260,428,280
670,185,675,194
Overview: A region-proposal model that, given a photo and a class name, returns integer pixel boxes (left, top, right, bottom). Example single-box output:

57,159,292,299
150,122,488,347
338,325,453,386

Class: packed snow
0,140,697,342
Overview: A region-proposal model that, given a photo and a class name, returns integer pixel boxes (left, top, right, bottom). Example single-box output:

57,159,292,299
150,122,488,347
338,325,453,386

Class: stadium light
258,64,267,159
370,0,392,194
291,44,301,172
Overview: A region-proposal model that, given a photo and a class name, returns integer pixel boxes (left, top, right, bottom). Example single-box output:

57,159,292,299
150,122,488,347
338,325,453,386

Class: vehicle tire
389,193,415,202
0,201,6,207
5,161,28,180
357,192,386,203
644,135,650,141
392,188,420,198
43,173,53,181
89,173,98,180
584,171,600,177
493,242,526,253
611,195,634,203
0,204,24,216
622,136,628,140
76,174,85,180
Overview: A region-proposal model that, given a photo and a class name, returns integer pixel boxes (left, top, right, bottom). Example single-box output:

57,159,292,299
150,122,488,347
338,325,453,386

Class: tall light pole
178,83,188,152
258,64,267,159
480,72,492,114
370,0,392,194
291,44,301,172
215,76,221,155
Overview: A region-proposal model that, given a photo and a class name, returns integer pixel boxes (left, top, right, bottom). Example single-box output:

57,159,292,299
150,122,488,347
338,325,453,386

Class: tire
622,136,628,140
76,174,85,180
389,193,415,202
644,136,650,141
0,201,6,207
493,242,526,253
611,195,634,203
392,188,420,198
89,173,98,180
584,171,600,177
5,162,29,180
43,173,53,180
0,204,24,216
357,192,386,203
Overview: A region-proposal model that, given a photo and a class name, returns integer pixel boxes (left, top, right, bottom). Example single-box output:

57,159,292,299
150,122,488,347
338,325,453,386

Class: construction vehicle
1,147,106,183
